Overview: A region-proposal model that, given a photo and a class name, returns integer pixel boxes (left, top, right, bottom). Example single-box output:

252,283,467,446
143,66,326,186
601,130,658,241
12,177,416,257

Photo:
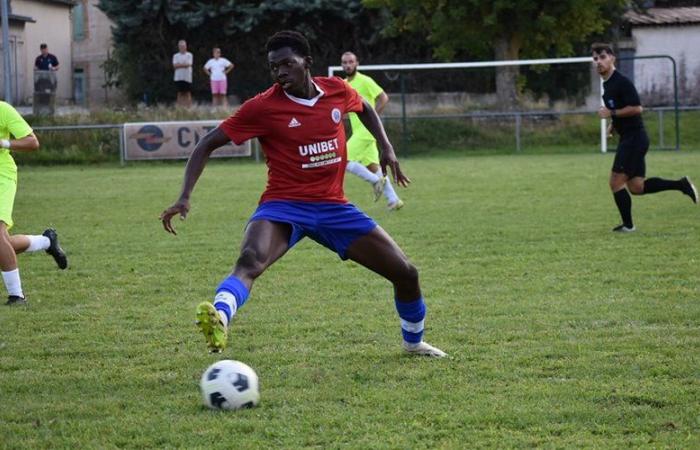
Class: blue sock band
214,276,250,320
215,302,232,322
395,297,426,344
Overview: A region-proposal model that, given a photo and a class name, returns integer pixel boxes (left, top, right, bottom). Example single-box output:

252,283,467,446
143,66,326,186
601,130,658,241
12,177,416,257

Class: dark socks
613,189,633,227
643,177,683,194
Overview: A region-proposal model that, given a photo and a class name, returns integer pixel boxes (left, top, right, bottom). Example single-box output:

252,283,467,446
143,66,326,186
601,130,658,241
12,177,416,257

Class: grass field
1,151,699,448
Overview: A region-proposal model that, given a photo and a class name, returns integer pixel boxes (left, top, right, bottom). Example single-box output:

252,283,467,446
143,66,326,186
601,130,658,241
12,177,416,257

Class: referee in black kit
592,43,697,233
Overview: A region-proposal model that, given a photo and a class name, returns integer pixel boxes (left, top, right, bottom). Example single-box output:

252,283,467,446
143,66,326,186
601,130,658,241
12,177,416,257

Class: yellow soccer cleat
195,302,228,353
388,199,404,211
372,176,386,202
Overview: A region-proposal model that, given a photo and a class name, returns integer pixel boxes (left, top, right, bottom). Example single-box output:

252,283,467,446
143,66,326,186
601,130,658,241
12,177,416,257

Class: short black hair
40,43,47,49
591,42,614,56
266,30,311,57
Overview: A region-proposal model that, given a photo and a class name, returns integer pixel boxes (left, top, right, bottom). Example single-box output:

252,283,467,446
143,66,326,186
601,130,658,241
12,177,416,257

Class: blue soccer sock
395,297,426,344
213,275,250,327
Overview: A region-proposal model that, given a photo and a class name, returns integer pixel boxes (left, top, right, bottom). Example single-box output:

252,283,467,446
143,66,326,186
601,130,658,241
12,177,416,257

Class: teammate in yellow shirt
0,101,67,305
341,52,403,210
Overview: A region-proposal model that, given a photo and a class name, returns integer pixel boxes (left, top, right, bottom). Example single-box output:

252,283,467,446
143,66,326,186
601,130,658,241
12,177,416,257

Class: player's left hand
598,107,612,119
380,145,411,188
160,199,190,235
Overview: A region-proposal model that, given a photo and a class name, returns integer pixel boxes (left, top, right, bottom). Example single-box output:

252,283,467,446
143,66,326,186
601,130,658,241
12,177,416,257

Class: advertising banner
123,120,251,160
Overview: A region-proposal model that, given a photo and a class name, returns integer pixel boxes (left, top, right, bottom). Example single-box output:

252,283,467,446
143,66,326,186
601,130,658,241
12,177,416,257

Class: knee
396,261,419,286
234,247,265,280
628,182,645,195
609,179,624,192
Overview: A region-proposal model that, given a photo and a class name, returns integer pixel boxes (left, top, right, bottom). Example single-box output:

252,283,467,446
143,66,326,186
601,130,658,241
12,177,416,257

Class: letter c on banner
178,127,191,147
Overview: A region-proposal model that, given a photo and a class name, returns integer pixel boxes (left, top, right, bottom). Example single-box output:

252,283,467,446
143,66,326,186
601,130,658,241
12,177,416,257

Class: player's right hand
160,199,190,235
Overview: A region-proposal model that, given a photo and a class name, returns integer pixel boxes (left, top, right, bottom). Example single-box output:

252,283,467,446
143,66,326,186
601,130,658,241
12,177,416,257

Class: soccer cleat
388,199,404,211
612,224,636,233
42,228,68,270
681,176,698,204
372,176,386,202
5,295,27,306
195,302,228,353
402,341,447,358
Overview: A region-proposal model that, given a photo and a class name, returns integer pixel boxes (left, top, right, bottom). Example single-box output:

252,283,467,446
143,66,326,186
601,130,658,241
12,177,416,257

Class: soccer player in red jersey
160,31,446,357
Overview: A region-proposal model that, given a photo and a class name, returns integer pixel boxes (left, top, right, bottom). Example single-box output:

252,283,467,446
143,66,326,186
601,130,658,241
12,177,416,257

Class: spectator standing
34,44,59,71
173,39,193,108
203,47,234,107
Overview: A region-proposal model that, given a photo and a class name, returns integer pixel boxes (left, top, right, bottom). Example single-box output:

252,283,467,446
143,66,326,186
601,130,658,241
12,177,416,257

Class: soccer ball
200,360,260,410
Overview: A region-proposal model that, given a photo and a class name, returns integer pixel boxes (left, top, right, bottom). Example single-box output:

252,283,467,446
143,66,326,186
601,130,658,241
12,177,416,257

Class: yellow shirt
0,101,32,177
347,72,384,140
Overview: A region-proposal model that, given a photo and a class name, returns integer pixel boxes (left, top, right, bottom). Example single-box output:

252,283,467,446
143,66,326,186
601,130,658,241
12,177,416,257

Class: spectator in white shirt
203,47,234,107
172,40,193,108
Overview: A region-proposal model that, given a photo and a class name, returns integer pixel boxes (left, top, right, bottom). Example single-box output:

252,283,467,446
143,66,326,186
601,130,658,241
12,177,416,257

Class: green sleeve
367,77,384,101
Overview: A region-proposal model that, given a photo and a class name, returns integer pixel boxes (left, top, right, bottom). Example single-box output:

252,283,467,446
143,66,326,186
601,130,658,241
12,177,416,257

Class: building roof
32,0,76,5
624,7,700,26
2,13,37,23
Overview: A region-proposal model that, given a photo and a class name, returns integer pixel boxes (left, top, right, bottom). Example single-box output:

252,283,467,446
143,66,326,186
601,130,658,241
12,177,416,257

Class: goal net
328,56,681,155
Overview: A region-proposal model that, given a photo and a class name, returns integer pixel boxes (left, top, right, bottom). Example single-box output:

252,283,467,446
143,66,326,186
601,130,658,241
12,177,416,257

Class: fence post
400,73,407,156
515,113,521,152
119,125,125,166
658,109,664,148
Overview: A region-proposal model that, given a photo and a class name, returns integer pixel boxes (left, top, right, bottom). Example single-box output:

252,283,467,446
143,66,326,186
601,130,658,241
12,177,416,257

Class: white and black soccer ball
200,360,260,410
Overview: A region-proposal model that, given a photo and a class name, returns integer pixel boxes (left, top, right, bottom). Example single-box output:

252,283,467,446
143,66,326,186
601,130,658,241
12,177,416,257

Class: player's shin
613,188,633,228
395,297,425,344
214,275,250,327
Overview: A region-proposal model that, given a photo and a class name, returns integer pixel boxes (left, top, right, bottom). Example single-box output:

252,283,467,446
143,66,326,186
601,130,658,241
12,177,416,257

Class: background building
3,0,73,104
622,6,700,105
71,0,122,107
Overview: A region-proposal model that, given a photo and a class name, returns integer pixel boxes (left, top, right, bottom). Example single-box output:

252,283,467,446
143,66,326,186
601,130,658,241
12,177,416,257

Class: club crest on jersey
331,108,341,124
608,99,615,108
288,117,301,128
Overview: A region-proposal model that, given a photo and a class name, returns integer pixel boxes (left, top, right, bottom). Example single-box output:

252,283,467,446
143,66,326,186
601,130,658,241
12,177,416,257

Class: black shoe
681,176,698,204
42,228,68,269
6,295,27,306
612,224,636,233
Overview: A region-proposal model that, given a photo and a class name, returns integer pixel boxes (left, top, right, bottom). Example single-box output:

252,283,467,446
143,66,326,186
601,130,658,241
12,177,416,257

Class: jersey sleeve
0,103,33,139
218,97,267,145
367,77,384,101
343,80,364,114
622,78,641,107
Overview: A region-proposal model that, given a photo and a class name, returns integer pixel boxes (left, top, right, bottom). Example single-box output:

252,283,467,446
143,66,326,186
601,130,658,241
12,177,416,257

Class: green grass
1,151,699,448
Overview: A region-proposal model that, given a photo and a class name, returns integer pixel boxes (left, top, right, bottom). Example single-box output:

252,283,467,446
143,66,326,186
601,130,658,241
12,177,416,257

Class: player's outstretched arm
356,100,410,187
160,127,231,235
2,133,39,152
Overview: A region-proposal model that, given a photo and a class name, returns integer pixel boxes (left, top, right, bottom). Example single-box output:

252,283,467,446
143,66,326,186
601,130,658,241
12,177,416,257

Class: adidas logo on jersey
288,117,301,128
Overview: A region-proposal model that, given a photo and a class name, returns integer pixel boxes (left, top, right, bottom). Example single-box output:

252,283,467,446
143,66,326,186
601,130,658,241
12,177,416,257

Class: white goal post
328,56,609,153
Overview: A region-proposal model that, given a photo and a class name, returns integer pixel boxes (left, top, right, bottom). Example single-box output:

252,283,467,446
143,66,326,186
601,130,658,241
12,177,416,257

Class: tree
365,0,629,108
97,0,434,104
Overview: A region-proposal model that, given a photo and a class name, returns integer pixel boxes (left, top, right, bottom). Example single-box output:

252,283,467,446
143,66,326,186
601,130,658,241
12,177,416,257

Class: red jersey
219,76,364,204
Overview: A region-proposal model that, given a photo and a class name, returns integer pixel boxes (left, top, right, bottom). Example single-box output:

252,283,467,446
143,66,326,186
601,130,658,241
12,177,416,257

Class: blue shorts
249,201,377,260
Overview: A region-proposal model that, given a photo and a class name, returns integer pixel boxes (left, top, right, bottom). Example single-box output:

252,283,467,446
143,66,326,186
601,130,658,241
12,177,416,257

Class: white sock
374,170,399,203
347,161,380,184
2,269,23,297
214,291,237,327
26,235,50,253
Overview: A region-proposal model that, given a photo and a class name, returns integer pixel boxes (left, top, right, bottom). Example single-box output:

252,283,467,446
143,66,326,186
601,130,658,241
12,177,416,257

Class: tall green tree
365,0,629,107
97,0,433,103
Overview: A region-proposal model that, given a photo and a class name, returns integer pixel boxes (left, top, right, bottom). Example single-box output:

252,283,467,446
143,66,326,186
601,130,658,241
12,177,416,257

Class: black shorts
175,80,191,93
612,130,649,178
